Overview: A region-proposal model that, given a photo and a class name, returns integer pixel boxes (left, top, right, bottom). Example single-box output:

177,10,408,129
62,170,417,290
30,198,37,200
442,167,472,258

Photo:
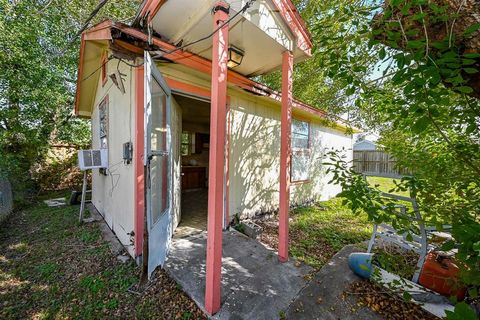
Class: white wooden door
144,51,173,277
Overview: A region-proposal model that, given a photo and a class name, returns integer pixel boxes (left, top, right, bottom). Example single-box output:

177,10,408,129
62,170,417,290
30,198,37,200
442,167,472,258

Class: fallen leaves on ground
255,201,440,320
345,280,440,320
256,219,279,250
257,218,336,271
256,199,371,271
0,202,206,320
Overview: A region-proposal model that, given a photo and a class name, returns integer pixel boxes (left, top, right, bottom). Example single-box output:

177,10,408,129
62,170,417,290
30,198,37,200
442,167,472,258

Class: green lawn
0,197,204,320
289,198,373,270
258,176,411,271
366,176,409,197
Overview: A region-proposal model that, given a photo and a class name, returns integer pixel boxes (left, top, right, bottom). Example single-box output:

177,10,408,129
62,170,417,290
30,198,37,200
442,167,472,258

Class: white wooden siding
156,64,353,218
91,58,136,256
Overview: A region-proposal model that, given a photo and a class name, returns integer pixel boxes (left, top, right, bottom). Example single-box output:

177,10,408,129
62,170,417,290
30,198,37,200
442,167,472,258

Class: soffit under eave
76,40,111,118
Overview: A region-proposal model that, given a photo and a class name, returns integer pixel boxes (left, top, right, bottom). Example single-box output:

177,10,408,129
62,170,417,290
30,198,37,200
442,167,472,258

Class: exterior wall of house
228,94,282,216
89,58,352,257
290,125,353,205
228,95,353,217
90,56,184,258
158,64,353,219
91,57,136,256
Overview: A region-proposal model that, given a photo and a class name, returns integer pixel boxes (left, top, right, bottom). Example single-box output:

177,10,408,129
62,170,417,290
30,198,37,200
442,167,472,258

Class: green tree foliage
261,0,379,118
289,0,480,307
0,0,140,199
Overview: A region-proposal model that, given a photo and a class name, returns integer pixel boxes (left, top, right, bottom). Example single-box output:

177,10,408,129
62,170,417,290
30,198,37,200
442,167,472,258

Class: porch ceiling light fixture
227,46,244,69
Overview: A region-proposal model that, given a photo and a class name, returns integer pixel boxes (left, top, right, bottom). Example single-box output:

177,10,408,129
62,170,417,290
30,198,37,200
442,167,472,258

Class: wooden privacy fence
353,150,410,178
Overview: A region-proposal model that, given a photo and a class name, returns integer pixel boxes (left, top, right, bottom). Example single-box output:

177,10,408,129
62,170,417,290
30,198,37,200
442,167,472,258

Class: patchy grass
366,176,409,197
257,177,415,271
0,198,205,320
258,198,372,270
290,199,372,269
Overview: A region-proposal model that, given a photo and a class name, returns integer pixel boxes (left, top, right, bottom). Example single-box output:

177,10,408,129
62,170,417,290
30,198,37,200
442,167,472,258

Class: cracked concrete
164,229,312,319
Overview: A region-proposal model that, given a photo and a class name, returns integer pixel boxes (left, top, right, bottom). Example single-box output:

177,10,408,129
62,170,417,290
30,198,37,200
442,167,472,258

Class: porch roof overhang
133,0,313,77
74,21,356,132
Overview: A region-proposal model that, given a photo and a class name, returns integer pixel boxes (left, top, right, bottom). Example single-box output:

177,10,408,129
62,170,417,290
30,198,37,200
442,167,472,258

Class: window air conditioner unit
78,149,108,170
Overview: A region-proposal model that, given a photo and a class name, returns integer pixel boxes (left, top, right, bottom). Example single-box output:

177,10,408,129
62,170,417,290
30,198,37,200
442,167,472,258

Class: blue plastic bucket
348,252,374,279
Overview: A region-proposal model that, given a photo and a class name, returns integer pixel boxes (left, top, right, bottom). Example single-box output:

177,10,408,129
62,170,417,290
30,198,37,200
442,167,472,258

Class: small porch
165,229,312,319
139,0,313,315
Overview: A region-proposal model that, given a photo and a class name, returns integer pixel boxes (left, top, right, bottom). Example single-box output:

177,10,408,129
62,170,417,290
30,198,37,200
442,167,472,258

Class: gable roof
353,140,383,150
353,140,377,146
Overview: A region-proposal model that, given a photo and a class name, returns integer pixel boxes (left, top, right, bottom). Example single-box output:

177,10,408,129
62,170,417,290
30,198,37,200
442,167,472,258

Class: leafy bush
326,150,480,316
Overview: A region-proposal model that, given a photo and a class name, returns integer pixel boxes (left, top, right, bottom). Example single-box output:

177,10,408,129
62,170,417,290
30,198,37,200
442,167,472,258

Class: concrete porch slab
164,229,312,319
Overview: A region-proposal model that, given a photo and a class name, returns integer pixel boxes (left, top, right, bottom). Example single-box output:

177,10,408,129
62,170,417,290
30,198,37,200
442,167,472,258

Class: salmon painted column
205,2,229,315
278,51,293,262
134,66,145,258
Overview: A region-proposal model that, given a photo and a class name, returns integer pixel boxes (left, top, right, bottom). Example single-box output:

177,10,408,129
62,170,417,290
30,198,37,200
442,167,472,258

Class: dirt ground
0,202,206,320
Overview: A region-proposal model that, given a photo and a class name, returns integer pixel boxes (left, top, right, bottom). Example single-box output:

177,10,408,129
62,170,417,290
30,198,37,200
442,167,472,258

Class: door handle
148,150,168,160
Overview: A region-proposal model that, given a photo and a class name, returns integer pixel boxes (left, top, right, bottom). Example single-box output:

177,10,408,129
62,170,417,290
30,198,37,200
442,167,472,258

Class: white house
353,139,380,151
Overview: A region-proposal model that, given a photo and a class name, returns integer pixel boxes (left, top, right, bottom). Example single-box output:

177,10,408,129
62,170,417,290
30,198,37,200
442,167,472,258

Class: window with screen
99,98,108,149
291,119,311,182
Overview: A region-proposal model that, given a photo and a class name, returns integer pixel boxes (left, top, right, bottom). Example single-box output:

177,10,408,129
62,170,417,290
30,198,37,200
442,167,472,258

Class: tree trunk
373,0,480,99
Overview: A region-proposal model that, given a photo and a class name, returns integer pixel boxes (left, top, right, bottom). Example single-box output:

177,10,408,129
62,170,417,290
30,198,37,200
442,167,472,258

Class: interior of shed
174,94,211,236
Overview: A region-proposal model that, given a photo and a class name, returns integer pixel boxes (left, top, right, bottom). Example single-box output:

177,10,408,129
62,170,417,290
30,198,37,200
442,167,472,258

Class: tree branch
76,0,109,36
426,111,480,178
448,0,467,48
418,5,429,60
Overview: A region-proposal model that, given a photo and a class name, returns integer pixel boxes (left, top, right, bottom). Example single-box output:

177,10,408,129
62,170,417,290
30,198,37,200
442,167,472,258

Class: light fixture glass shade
227,46,244,68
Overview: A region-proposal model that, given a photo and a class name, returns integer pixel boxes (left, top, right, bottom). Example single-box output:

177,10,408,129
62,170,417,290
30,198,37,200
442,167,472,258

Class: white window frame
99,97,108,150
291,118,311,183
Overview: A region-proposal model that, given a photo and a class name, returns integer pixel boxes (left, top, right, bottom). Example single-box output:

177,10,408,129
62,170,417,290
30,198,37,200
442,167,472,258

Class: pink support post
134,66,145,257
205,2,229,315
278,51,293,263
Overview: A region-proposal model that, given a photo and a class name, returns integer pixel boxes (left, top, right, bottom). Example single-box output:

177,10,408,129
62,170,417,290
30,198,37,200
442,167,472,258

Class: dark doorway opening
174,94,211,237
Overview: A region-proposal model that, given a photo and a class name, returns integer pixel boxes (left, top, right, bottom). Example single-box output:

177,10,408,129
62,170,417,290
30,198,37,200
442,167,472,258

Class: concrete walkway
164,230,312,319
285,245,381,320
